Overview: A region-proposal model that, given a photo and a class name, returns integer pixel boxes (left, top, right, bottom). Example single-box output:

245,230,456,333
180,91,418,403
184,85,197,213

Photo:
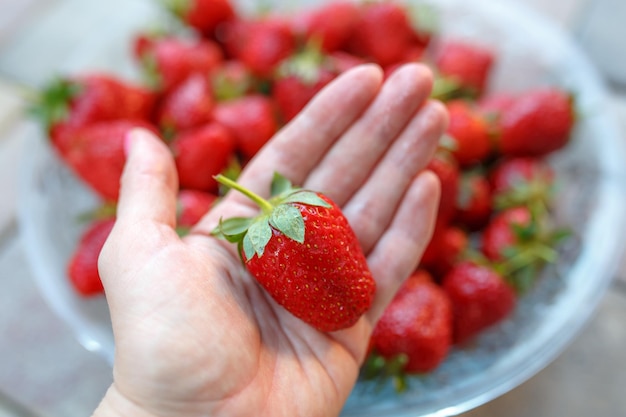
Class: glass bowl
18,0,626,416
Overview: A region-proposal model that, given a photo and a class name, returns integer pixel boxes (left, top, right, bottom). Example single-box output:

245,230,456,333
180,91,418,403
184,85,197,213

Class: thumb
98,128,179,288
115,128,179,229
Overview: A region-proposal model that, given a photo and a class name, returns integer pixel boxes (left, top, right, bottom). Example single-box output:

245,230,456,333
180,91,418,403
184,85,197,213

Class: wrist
92,384,160,417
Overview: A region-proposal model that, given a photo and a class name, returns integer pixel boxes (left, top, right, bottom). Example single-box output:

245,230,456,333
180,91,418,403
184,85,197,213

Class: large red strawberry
68,217,116,296
434,39,495,97
371,270,452,374
57,120,159,201
496,87,575,156
221,17,296,78
442,261,516,344
213,173,376,332
212,94,278,160
33,74,156,152
291,1,360,52
136,35,223,92
454,170,493,231
445,100,493,166
165,0,236,37
156,73,214,134
171,122,236,192
348,2,418,67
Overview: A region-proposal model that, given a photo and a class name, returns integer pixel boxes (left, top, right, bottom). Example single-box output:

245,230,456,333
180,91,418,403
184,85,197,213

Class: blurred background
0,0,625,416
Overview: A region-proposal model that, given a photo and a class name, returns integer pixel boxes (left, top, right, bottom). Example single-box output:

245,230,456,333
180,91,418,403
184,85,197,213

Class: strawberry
442,261,516,344
177,189,218,229
68,217,116,296
212,94,278,160
496,87,575,156
426,150,460,224
32,74,156,152
136,35,223,92
291,1,360,52
434,39,495,97
477,92,515,118
156,73,214,134
489,157,555,210
210,60,254,101
371,270,452,374
445,100,493,167
213,173,376,332
272,69,336,122
171,122,236,192
454,170,493,231
348,2,418,67
272,45,337,122
165,0,236,37
481,206,534,262
57,120,159,201
420,223,468,279
222,17,296,78
270,40,340,122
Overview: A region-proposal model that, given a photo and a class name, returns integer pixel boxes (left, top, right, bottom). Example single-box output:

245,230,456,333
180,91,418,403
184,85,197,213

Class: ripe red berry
481,206,534,261
372,270,452,373
68,218,116,296
171,122,236,192
497,88,575,157
212,94,278,159
445,100,493,166
213,173,376,332
435,39,495,96
442,262,516,344
57,120,159,202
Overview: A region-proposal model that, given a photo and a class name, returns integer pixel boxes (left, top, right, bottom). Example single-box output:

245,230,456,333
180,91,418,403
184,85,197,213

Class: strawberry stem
214,174,274,213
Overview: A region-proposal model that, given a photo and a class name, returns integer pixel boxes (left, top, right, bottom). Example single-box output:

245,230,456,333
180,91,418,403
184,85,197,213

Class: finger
343,100,448,253
364,171,441,325
303,63,434,205
114,128,179,230
222,64,383,204
193,65,384,235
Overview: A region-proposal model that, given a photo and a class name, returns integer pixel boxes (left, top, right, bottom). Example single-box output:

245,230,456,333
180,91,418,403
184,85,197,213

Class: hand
94,63,448,417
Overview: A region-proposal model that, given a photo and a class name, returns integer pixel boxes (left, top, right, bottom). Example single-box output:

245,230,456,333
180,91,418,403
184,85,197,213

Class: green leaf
282,191,331,208
246,216,272,257
242,234,255,261
212,217,253,243
28,78,82,131
270,172,294,197
270,204,305,243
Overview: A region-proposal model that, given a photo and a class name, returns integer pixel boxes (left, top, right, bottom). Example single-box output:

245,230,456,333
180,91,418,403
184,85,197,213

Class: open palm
95,63,447,417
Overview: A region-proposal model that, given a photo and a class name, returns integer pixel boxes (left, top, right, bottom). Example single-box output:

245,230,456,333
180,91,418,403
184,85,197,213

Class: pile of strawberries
31,0,575,386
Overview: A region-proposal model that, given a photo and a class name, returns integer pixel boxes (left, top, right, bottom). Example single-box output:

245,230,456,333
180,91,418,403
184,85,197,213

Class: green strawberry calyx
212,172,331,261
28,77,82,133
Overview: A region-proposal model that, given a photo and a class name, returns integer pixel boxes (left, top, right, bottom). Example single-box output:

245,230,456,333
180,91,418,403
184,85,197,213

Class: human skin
93,63,448,417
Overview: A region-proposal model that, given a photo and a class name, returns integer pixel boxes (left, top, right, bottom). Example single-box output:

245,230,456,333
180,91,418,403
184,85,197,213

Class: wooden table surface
1,0,625,416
